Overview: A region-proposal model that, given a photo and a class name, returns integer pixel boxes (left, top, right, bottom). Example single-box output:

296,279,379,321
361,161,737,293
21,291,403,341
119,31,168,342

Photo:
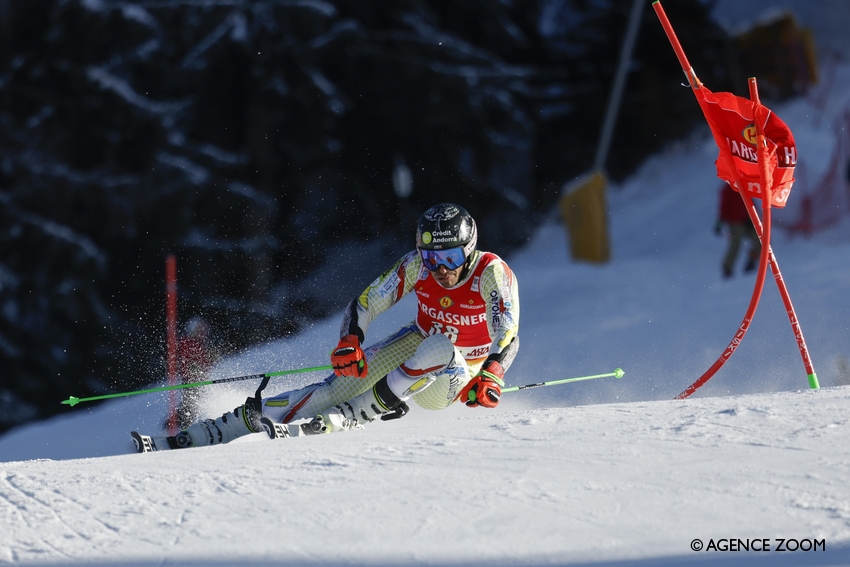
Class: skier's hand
713,220,723,236
459,361,505,408
331,334,368,377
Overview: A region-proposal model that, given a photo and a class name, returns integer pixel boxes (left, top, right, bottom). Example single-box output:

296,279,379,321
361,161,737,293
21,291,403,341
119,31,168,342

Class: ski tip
130,431,143,453
614,368,625,379
62,396,80,406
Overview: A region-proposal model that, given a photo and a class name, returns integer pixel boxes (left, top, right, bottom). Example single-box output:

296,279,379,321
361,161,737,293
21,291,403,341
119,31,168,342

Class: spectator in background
714,182,761,279
176,317,215,429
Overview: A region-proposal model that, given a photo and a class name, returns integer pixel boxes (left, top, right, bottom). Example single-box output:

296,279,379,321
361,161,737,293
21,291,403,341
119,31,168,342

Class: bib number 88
429,322,459,343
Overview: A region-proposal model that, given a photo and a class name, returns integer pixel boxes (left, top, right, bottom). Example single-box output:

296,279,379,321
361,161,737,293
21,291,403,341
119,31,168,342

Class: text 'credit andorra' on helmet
416,203,478,260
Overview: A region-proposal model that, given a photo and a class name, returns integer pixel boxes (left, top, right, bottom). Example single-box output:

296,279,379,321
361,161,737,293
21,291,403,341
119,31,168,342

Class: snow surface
2,389,849,567
4,40,850,567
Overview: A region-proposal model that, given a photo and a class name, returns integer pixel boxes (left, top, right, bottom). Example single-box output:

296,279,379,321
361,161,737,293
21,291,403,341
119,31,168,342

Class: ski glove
331,334,368,377
460,361,505,408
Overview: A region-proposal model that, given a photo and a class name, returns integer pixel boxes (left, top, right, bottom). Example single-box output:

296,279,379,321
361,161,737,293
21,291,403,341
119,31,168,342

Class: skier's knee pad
386,366,436,399
387,334,457,399
407,333,456,371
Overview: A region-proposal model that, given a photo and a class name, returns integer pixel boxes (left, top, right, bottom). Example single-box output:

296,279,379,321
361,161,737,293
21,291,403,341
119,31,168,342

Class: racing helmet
416,204,477,269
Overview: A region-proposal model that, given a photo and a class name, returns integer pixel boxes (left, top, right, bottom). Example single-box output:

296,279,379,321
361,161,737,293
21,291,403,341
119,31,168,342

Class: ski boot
132,395,264,452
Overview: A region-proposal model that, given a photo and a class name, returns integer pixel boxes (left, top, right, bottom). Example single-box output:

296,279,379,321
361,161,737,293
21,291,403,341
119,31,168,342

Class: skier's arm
459,257,520,408
339,250,423,342
479,258,520,372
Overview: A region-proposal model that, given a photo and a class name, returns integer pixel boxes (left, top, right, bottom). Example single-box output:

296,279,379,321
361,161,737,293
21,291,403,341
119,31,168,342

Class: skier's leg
395,332,471,409
314,333,470,432
175,393,264,448
262,323,424,424
304,374,408,434
262,375,365,425
407,335,518,410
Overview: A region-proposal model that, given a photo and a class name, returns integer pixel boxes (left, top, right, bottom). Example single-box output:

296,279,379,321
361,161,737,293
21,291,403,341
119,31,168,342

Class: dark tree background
0,0,733,434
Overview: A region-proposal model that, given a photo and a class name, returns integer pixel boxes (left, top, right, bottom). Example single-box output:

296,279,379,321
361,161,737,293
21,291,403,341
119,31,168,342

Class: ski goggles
419,246,466,271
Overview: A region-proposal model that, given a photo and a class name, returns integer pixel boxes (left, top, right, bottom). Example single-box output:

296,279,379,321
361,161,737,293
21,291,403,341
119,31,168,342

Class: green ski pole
61,365,333,407
502,368,625,393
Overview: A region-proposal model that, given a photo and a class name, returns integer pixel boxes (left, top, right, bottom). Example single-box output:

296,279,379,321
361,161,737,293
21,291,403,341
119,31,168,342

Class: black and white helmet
416,203,478,259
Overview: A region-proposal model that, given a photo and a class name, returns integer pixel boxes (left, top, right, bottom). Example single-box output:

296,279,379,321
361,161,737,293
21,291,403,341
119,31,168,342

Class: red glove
331,334,368,377
459,361,505,408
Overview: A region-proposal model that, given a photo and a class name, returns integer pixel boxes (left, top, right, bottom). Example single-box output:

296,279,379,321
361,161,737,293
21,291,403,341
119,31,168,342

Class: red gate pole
674,90,773,398
742,81,819,390
165,254,179,435
738,197,818,388
654,1,769,399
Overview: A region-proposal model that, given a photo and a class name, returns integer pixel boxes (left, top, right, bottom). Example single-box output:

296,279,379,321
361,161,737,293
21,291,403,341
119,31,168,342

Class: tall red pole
743,82,818,388
165,254,178,435
654,1,768,398
651,1,700,89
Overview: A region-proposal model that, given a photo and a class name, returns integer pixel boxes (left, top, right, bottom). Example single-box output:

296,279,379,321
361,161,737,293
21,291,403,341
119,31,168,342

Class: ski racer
138,203,519,450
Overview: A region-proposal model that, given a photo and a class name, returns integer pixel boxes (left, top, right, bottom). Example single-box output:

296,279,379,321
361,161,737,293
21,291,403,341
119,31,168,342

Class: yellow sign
559,171,610,263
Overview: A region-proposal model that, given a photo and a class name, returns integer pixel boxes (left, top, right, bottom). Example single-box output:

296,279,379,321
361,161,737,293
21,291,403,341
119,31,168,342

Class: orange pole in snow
165,254,178,435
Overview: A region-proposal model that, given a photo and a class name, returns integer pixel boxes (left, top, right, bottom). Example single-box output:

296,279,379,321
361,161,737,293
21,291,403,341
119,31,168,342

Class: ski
131,418,315,452
130,431,176,452
259,416,314,438
260,416,290,439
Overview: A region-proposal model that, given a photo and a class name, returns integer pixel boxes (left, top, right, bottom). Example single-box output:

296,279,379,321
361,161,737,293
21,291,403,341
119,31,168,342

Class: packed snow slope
4,53,850,567
2,389,850,567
